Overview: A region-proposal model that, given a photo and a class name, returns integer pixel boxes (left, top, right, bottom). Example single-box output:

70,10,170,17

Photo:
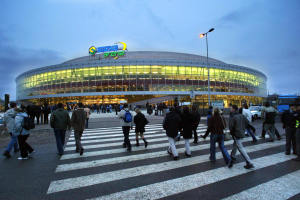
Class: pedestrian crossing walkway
46,124,300,200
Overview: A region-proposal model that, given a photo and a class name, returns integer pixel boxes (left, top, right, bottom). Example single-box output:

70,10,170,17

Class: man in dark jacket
281,104,297,155
228,105,254,169
71,103,86,155
293,104,300,161
163,107,182,160
50,103,71,156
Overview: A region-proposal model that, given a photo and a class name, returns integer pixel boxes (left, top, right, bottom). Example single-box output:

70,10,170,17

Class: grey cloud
0,30,64,100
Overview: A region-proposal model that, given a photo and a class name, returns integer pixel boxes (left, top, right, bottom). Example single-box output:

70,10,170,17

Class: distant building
16,51,267,107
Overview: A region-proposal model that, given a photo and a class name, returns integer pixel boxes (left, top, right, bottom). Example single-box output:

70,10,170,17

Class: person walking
242,104,257,143
260,102,281,140
262,102,278,142
50,103,71,156
228,105,254,169
133,108,149,148
43,103,51,124
118,104,133,152
292,104,300,161
84,105,91,129
71,103,86,155
202,107,231,165
281,104,297,155
181,106,193,157
163,107,182,160
2,103,19,158
15,105,35,160
191,105,201,144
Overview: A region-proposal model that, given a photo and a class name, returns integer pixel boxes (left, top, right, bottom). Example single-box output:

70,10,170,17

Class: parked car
249,106,262,120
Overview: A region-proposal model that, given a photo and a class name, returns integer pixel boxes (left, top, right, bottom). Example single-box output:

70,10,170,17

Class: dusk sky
0,0,300,100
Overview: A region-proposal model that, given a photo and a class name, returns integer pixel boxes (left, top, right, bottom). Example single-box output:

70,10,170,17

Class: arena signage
89,42,127,58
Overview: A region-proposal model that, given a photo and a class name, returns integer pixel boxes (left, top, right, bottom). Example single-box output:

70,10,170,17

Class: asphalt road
1,116,300,200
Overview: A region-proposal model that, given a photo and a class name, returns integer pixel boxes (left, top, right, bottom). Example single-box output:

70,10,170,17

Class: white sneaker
18,157,29,160
28,150,36,156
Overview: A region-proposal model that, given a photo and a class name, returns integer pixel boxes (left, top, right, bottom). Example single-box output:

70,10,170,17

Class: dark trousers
286,127,296,154
54,129,66,155
296,129,300,156
18,135,33,158
44,114,49,124
192,126,198,142
261,122,281,138
36,114,40,124
122,126,131,150
85,118,89,129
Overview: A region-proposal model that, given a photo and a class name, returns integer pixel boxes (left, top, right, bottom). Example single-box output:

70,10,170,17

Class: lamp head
199,33,205,38
208,28,215,32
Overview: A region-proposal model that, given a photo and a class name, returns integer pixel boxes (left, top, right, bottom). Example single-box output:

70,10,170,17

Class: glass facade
16,65,267,100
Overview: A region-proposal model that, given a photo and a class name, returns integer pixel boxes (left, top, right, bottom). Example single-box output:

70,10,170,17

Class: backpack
124,111,132,123
22,117,35,130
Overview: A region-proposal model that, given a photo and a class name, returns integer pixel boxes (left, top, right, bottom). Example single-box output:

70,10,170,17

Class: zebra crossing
46,124,300,200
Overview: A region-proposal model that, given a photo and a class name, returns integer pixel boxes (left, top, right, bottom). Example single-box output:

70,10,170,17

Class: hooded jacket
4,108,17,133
163,111,182,138
50,108,71,130
229,112,249,138
71,108,86,132
14,112,29,136
118,108,133,127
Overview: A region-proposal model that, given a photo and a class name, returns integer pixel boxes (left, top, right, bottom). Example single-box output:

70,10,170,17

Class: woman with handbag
201,107,231,165
134,108,149,148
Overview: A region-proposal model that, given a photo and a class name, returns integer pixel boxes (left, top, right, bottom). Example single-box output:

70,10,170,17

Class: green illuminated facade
16,51,267,105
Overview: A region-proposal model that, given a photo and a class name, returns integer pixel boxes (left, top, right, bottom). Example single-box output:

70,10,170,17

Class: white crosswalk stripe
222,169,300,200
46,124,299,199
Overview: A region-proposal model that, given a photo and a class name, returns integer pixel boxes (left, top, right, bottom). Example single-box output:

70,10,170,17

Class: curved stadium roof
16,51,267,81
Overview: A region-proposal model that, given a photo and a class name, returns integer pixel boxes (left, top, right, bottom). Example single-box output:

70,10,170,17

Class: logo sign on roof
89,42,127,59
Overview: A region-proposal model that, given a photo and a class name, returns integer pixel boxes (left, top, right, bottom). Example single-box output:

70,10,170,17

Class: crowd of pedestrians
2,100,300,167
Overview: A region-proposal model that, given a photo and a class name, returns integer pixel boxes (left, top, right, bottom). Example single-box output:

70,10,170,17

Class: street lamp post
200,28,214,106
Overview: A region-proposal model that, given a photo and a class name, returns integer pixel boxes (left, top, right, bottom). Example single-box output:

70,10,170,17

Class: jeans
18,134,33,158
286,127,296,154
122,126,131,150
210,134,231,164
54,129,66,155
74,130,83,151
264,123,276,140
168,137,178,157
85,118,89,129
231,137,252,164
246,127,257,142
5,133,19,153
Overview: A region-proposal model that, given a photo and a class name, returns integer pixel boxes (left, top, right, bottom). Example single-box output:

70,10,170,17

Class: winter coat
84,108,91,119
242,108,252,122
71,108,86,132
163,111,182,138
206,115,226,135
14,112,29,136
134,112,148,133
281,110,297,129
229,112,249,138
191,111,201,129
4,108,17,133
118,109,133,127
181,112,193,139
50,108,71,130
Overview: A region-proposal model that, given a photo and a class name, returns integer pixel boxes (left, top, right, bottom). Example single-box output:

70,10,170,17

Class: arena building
16,47,267,107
